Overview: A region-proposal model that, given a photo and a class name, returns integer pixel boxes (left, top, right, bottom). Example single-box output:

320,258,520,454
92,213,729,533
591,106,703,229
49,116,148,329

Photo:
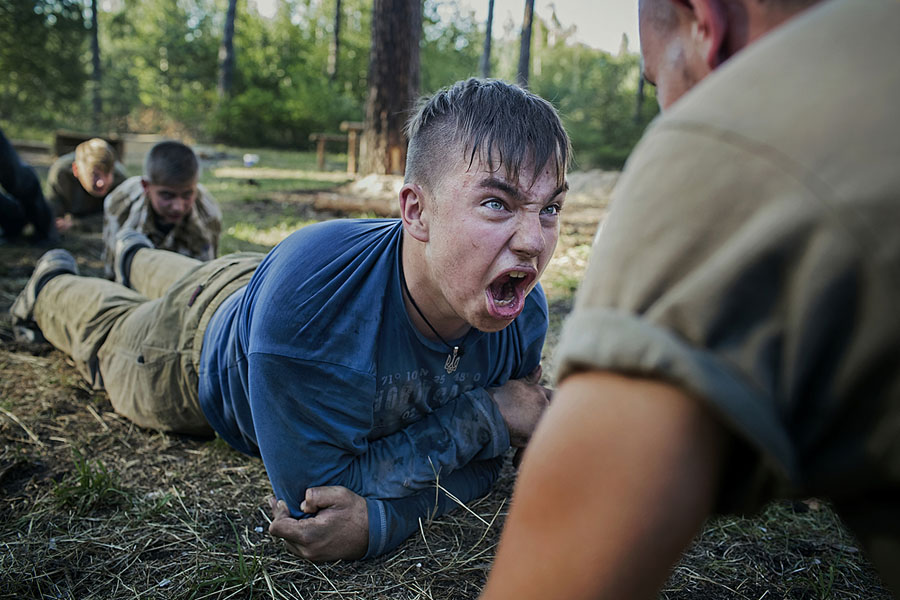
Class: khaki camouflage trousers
33,249,262,435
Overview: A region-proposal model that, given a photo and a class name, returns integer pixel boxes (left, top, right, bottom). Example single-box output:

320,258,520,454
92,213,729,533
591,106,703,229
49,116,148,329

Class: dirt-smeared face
420,156,566,335
142,178,198,225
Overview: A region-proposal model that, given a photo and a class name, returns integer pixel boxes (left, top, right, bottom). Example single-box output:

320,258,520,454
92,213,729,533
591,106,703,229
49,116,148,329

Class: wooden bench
53,129,125,160
309,132,347,172
309,121,365,174
340,121,363,174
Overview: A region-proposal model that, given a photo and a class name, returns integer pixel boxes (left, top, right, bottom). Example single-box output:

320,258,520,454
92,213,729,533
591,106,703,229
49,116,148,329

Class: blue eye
484,199,505,210
541,204,561,216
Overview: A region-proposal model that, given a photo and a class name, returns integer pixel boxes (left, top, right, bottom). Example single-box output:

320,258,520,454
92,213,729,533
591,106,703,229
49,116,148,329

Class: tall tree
634,73,645,123
218,0,237,98
328,0,342,81
0,0,87,129
359,0,421,175
516,0,534,88
480,0,494,78
90,0,102,131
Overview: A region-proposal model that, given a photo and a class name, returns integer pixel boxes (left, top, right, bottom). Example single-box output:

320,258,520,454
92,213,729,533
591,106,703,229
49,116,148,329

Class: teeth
509,271,527,279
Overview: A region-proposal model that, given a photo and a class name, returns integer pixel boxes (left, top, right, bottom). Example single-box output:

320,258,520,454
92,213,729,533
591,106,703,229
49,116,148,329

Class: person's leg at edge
0,129,56,242
0,189,27,239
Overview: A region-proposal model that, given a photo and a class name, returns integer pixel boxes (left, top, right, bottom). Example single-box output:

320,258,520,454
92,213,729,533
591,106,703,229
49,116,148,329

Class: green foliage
9,0,658,167
0,0,89,131
420,1,482,93
514,18,659,169
52,450,130,515
209,0,371,147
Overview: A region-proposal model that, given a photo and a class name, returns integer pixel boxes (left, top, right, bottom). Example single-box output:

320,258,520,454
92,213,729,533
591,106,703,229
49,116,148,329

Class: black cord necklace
398,254,470,374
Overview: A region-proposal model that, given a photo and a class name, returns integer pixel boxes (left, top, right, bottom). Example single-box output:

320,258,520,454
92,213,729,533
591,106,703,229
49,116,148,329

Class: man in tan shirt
482,0,900,597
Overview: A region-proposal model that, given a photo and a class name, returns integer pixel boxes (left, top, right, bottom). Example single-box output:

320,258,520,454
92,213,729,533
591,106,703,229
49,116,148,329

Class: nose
171,198,188,215
510,212,545,258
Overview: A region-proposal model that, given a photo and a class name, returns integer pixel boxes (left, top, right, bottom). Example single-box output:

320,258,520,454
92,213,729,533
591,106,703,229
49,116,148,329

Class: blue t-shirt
198,219,548,557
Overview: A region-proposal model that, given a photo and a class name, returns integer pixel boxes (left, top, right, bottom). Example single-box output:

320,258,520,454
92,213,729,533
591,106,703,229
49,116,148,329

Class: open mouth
486,269,533,320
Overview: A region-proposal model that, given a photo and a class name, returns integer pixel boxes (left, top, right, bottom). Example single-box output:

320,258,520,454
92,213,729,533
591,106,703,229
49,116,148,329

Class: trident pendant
444,346,461,374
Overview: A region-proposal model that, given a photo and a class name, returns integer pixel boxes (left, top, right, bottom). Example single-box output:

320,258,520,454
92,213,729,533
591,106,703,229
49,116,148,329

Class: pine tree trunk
359,0,421,175
218,0,237,98
480,0,494,79
90,0,102,131
328,0,342,81
516,0,534,88
634,73,645,123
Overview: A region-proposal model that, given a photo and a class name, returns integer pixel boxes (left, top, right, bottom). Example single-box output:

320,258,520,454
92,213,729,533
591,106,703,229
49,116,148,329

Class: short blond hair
75,138,117,174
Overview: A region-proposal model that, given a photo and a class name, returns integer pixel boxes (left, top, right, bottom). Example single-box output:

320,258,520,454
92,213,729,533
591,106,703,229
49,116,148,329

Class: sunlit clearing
226,220,317,247
213,167,352,182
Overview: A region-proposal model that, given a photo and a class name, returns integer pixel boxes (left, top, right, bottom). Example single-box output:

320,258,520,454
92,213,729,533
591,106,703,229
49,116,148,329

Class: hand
488,365,553,448
268,486,369,562
55,214,74,233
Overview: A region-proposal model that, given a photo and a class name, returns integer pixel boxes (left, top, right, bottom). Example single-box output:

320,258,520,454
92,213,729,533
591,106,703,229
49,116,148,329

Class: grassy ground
0,149,891,599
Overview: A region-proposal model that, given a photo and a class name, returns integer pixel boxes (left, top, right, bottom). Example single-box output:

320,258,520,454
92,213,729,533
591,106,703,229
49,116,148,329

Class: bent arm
250,354,511,511
480,371,726,600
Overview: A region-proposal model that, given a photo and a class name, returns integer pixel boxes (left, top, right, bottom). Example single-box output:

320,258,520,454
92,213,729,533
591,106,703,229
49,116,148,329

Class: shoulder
48,153,75,183
275,219,401,260
104,177,144,215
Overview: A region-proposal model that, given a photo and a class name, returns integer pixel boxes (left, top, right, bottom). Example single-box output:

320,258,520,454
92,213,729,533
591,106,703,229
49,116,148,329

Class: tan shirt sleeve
555,118,899,513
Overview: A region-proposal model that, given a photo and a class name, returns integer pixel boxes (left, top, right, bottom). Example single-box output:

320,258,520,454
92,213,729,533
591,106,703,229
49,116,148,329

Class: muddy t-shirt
199,219,548,558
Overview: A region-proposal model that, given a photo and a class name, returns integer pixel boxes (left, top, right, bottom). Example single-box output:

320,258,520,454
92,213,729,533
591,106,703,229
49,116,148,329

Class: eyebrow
478,176,568,203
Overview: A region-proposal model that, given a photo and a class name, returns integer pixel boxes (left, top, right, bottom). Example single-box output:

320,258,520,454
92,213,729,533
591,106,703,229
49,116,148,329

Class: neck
400,232,470,342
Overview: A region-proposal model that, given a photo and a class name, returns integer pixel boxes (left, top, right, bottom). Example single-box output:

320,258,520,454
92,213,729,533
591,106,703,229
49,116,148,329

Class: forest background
1,0,658,169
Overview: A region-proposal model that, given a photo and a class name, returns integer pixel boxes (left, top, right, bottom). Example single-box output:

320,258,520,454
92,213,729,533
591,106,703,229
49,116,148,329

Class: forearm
252,355,509,513
481,371,726,600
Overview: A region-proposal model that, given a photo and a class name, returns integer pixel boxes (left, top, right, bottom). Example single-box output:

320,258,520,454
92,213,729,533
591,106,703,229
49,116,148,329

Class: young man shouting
10,78,570,561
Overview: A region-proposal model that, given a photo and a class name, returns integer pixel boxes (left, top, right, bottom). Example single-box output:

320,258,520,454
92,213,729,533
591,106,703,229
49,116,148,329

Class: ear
141,178,150,192
71,162,79,178
399,183,429,243
688,0,728,69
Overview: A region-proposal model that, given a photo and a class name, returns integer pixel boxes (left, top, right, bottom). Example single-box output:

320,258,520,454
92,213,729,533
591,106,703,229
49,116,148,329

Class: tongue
492,278,516,303
487,276,523,320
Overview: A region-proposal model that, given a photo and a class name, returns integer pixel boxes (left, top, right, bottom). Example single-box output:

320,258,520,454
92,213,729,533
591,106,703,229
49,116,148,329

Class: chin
470,312,517,333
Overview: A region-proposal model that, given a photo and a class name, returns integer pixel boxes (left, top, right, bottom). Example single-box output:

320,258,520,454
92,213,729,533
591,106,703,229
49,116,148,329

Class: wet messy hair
404,78,570,191
143,141,199,186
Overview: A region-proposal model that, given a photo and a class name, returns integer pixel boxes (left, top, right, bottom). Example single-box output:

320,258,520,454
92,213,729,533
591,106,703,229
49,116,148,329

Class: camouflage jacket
102,176,222,277
46,152,128,217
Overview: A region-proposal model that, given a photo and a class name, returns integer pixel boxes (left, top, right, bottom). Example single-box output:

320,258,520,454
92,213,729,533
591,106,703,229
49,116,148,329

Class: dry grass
0,162,892,599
